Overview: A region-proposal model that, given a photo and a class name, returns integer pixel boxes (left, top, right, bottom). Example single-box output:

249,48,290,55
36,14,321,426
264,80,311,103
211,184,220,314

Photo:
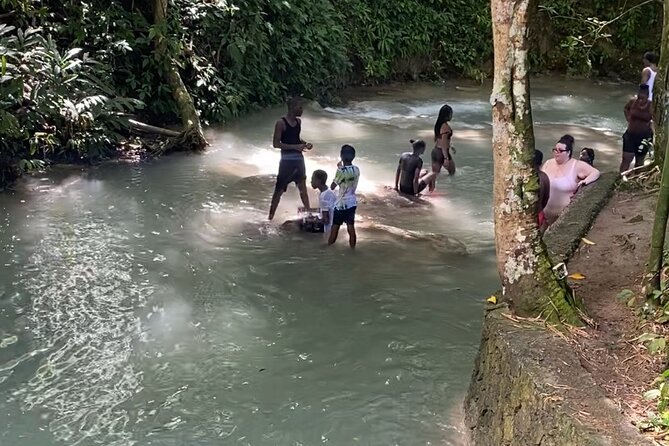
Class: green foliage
535,0,662,77
338,0,492,82
0,0,663,187
0,19,142,183
640,369,669,433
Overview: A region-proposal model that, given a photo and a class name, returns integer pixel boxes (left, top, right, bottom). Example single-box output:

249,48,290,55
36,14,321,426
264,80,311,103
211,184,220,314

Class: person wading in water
428,104,455,192
268,97,313,220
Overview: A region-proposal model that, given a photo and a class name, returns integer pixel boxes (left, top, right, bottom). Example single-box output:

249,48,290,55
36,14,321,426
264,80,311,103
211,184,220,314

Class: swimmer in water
268,96,313,221
579,148,595,166
281,169,336,235
394,139,435,196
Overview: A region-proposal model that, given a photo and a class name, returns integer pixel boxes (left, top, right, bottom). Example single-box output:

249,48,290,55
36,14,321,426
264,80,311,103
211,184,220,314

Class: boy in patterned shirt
328,144,360,248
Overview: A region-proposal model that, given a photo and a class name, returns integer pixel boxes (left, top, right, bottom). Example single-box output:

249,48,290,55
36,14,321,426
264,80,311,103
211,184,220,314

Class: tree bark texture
653,0,669,168
153,0,207,151
647,141,669,291
491,0,581,325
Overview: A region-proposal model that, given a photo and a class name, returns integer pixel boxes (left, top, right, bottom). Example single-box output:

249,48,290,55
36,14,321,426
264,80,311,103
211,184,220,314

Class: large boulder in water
361,222,468,255
235,174,277,194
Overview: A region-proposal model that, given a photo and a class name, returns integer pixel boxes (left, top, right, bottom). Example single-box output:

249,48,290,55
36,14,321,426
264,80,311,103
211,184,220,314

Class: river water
0,78,629,446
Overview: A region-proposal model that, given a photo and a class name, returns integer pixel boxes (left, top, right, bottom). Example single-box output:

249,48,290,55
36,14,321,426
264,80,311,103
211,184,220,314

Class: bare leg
619,152,634,173
429,162,441,192
328,224,340,245
419,171,437,185
268,188,284,220
347,224,356,248
297,179,310,209
444,158,456,175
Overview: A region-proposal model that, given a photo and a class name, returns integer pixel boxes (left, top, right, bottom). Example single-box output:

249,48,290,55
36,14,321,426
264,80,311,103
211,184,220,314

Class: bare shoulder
542,159,556,172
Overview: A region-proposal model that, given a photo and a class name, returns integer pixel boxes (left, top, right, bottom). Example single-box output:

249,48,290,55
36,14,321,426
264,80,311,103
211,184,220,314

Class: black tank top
280,117,302,159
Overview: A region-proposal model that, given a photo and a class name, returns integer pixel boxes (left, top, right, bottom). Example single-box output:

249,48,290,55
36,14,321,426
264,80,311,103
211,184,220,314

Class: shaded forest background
0,0,662,182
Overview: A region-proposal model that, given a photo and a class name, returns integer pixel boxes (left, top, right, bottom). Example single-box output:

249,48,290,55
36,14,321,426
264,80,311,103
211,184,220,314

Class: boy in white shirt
284,170,335,235
310,169,336,234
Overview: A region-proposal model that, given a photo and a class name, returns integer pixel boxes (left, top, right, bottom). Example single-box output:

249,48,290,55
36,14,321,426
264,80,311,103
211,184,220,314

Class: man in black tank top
268,97,313,220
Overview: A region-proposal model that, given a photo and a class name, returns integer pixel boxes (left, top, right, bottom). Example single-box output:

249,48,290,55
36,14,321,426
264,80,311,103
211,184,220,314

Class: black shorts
333,206,356,226
275,158,306,192
622,131,653,154
399,181,427,196
431,146,452,165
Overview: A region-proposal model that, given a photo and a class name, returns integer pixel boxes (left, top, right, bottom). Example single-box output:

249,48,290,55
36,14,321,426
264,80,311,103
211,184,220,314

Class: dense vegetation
0,0,662,186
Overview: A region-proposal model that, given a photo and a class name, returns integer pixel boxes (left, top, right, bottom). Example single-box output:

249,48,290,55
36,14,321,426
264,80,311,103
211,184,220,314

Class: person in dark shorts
394,139,435,196
268,97,313,220
328,145,360,248
534,149,550,231
621,84,653,173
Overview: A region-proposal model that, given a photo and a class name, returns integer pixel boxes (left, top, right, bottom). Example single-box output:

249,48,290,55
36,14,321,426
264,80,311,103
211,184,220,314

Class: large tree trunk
646,0,669,293
647,140,669,291
153,0,207,151
653,0,669,167
491,0,581,325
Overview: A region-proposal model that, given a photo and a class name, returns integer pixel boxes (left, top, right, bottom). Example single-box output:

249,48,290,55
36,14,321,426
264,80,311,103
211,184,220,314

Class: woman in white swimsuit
541,135,601,226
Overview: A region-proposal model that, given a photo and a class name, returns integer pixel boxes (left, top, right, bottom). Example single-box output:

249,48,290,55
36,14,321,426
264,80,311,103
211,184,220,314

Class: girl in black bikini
428,104,455,192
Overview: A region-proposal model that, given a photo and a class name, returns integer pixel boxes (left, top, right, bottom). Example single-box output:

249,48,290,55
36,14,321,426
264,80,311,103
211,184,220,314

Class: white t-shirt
319,189,336,233
333,165,360,210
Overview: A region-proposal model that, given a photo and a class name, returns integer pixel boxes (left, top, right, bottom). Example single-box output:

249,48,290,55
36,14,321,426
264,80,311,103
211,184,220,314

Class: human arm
623,98,634,122
272,119,306,152
394,163,401,190
331,167,343,190
641,67,650,85
576,161,600,188
413,167,421,195
538,171,550,211
320,192,335,225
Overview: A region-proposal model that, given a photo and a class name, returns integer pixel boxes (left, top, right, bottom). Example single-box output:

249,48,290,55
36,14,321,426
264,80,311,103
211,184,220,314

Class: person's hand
337,161,343,168
299,143,308,152
577,180,588,189
450,146,456,154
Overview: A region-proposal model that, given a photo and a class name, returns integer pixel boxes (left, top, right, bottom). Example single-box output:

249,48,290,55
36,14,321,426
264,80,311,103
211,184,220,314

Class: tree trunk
491,0,581,325
153,0,207,151
653,0,669,168
646,0,669,293
646,129,669,293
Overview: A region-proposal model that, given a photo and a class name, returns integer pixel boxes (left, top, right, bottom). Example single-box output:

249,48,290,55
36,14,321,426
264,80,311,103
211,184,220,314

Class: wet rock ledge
464,172,653,445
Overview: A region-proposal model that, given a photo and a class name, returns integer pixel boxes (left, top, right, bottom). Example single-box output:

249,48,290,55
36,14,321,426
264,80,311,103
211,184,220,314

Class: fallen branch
127,119,181,137
621,163,657,178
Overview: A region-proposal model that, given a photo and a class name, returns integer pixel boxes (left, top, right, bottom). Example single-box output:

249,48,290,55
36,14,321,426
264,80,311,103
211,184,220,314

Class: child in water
394,139,436,196
310,169,336,235
286,170,337,235
579,148,595,166
329,144,360,248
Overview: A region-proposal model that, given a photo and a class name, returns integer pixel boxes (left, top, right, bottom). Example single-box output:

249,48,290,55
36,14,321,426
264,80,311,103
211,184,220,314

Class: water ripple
11,217,151,445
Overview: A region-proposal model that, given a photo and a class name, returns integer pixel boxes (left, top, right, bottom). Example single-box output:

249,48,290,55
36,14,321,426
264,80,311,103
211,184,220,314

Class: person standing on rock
268,97,313,220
